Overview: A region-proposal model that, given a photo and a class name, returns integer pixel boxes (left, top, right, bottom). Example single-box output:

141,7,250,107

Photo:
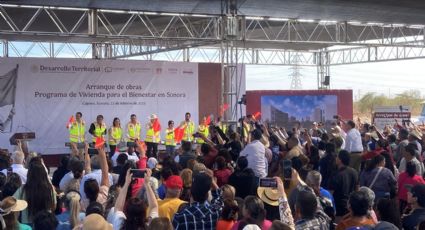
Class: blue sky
247,59,425,100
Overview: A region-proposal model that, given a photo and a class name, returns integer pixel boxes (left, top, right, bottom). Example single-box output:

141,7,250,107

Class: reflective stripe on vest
196,125,209,144
165,128,175,146
145,128,160,143
182,121,195,141
92,123,107,142
127,123,141,142
108,127,122,145
69,121,85,143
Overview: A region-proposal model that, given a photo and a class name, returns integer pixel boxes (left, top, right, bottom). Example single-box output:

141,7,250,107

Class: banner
373,106,411,129
0,58,198,154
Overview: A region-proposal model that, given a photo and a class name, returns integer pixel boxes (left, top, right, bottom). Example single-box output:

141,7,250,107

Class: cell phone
130,169,146,178
282,160,292,180
259,178,277,188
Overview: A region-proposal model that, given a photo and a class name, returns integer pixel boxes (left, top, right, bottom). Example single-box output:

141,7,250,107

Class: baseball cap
405,184,425,207
164,175,183,189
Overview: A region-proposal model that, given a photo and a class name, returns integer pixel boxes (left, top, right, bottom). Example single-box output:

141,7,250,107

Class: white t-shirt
107,207,158,230
111,152,139,167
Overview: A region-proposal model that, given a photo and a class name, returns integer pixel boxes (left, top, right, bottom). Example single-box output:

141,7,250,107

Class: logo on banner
130,67,152,74
182,68,194,75
32,64,101,73
104,67,125,73
167,68,179,74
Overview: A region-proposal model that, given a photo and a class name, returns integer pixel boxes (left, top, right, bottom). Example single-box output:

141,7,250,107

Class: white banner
0,57,199,154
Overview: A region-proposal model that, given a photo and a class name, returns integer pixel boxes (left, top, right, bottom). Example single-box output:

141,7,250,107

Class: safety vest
145,127,160,143
182,121,195,142
69,120,85,143
218,122,227,134
196,125,209,144
108,127,123,145
165,128,176,146
92,123,107,142
127,122,141,142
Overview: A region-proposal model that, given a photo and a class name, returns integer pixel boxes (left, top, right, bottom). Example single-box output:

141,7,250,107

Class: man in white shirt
399,143,424,176
240,129,268,178
1,151,27,183
111,146,139,167
80,154,113,200
343,120,364,172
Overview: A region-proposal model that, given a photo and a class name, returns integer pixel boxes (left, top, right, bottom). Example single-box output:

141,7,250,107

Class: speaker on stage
323,76,330,86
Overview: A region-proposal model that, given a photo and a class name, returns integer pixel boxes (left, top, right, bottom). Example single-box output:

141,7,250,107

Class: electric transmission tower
289,53,303,89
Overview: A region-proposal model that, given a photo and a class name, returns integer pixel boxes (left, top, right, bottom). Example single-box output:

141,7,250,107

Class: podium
9,132,35,145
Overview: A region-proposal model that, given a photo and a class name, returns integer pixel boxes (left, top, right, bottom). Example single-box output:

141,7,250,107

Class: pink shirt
398,172,425,201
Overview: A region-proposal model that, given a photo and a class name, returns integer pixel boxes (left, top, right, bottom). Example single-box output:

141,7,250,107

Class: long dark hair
243,196,266,228
121,197,147,230
365,154,385,172
376,198,401,228
23,159,54,219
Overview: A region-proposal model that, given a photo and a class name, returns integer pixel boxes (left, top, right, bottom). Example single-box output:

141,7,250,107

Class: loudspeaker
323,76,330,86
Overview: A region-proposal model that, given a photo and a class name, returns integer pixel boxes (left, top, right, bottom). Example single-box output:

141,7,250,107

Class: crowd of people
0,112,425,230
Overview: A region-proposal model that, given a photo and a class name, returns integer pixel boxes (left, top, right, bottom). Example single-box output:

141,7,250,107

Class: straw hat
82,214,113,230
0,197,27,213
257,187,280,206
148,114,158,120
409,129,423,140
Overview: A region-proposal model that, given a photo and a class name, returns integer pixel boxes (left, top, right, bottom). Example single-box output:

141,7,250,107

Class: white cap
147,157,158,169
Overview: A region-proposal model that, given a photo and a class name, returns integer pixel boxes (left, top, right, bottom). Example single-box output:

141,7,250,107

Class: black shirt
228,168,258,199
179,152,196,169
402,208,425,230
329,166,358,216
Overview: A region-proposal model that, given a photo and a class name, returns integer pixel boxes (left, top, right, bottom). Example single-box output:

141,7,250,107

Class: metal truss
0,4,425,49
326,45,425,65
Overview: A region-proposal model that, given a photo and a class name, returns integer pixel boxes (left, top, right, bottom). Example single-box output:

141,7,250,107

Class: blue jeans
166,145,175,157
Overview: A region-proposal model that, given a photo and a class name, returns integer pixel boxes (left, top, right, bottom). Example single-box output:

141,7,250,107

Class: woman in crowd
13,158,56,225
0,196,31,230
56,190,85,230
360,154,397,200
231,195,272,230
108,168,158,229
397,161,425,213
179,168,192,202
214,156,232,187
216,199,239,230
2,173,22,198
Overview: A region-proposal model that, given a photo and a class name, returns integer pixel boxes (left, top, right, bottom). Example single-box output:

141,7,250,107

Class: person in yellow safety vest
108,117,122,158
126,114,141,147
216,116,227,135
165,120,176,157
196,117,210,144
69,112,85,158
145,114,160,158
180,112,195,142
89,114,107,146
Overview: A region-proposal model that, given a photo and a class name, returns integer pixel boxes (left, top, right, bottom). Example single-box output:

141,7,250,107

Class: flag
0,67,18,107
66,115,75,129
220,103,230,116
95,137,105,149
153,118,161,132
174,126,185,142
253,111,261,120
204,115,211,126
